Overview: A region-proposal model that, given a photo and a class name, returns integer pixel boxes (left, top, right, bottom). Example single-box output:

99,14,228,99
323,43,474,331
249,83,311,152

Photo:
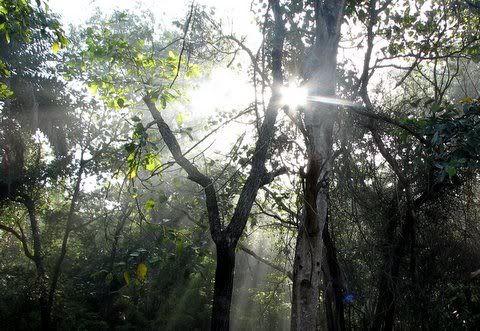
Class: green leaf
124,271,131,286
431,103,442,113
0,82,14,99
176,239,184,256
137,263,147,281
446,166,456,178
144,153,161,172
59,35,69,47
128,166,137,179
88,83,98,95
117,97,125,108
133,122,145,139
145,198,155,211
176,112,184,126
52,41,61,54
186,64,200,78
160,96,167,109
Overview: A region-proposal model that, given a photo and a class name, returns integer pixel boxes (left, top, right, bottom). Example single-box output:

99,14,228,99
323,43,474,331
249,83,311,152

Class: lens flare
307,95,360,108
280,85,361,110
280,86,308,108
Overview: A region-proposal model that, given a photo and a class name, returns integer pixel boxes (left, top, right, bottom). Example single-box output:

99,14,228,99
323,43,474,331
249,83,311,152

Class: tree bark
144,2,286,329
291,220,324,331
371,204,415,331
210,241,236,331
24,197,50,330
291,1,346,330
46,158,84,325
322,221,346,331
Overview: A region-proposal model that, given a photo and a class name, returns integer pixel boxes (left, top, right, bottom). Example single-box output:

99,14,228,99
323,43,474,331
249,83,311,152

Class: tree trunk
371,210,415,331
24,197,50,330
323,221,346,331
291,220,324,331
46,158,84,326
143,2,286,330
210,241,236,331
291,1,345,329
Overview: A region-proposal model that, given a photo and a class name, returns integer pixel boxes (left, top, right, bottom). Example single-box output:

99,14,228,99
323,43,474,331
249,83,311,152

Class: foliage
1,1,480,330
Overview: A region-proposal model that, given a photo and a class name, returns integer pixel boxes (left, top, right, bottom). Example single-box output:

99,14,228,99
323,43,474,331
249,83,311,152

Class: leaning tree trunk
24,197,50,330
291,1,345,330
46,159,84,325
210,240,236,331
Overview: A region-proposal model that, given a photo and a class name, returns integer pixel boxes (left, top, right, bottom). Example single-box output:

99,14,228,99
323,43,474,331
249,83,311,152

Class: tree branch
0,223,34,260
225,0,286,243
238,243,293,280
224,35,271,86
169,3,195,88
261,167,287,186
143,97,222,242
349,105,427,144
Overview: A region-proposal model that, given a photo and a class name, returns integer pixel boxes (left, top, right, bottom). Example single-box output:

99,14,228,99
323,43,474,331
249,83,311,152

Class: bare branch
224,35,271,85
238,243,293,280
169,3,195,88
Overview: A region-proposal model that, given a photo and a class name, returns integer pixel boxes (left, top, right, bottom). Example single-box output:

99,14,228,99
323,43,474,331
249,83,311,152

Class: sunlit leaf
52,41,60,53
88,83,98,95
186,64,200,78
176,112,184,126
460,96,474,104
144,153,161,172
123,271,131,286
137,262,147,281
128,166,137,179
0,82,14,99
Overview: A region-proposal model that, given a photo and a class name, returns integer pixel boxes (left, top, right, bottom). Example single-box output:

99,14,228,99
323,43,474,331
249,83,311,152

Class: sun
280,85,308,108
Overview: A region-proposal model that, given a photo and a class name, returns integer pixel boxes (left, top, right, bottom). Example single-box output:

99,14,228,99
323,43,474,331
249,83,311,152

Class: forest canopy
1,0,480,330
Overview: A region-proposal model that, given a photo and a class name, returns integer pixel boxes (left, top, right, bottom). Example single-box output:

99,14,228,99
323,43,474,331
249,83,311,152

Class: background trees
1,0,480,330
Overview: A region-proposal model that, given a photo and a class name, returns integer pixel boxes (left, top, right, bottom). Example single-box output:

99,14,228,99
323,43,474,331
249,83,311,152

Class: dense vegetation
1,0,480,330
